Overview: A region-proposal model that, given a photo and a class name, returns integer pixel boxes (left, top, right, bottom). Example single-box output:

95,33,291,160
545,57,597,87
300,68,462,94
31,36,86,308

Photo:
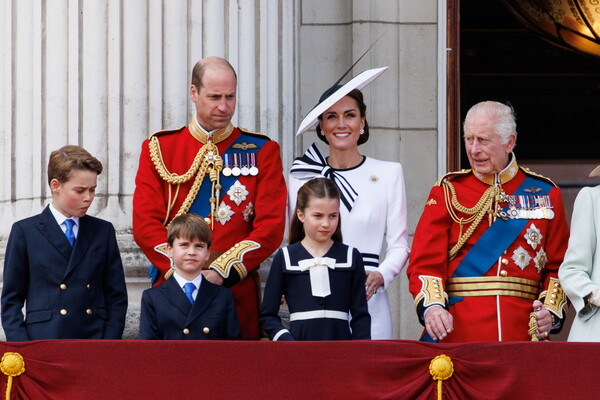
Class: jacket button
60,309,67,315
183,329,190,335
86,284,91,289
500,270,508,276
86,309,93,315
60,284,67,290
203,327,210,334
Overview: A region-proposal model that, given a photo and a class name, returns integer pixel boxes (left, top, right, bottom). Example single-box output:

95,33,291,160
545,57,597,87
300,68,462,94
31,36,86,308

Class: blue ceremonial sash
189,133,268,217
447,175,552,306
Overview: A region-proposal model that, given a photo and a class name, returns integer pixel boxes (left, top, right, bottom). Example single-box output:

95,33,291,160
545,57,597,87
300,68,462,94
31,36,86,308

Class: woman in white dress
289,68,410,339
559,167,600,341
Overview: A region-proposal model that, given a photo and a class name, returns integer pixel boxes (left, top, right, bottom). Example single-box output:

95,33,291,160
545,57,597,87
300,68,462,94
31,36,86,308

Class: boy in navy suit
139,213,241,340
1,145,128,341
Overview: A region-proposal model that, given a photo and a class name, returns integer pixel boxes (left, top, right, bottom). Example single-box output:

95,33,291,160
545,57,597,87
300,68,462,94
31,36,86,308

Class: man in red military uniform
133,56,286,339
407,101,569,342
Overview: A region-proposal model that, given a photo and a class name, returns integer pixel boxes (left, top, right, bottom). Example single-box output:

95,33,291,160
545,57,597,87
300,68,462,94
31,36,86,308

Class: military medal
241,153,250,176
534,248,547,273
215,201,235,225
227,180,249,206
232,153,241,176
506,195,554,220
243,202,255,222
524,224,543,250
249,153,259,176
511,246,532,270
222,154,232,177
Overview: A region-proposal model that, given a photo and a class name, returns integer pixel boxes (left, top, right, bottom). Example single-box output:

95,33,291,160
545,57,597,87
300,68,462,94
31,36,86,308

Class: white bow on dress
298,257,336,297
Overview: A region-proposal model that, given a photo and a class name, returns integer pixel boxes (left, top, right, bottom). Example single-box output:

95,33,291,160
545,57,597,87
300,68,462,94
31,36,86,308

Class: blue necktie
183,282,196,304
64,219,76,247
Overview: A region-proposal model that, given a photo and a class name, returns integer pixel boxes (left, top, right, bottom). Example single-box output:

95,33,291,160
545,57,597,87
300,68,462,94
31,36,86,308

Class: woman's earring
359,128,365,135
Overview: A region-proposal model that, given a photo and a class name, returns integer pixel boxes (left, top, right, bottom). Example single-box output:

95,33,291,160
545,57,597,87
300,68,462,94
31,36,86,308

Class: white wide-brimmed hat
295,66,389,137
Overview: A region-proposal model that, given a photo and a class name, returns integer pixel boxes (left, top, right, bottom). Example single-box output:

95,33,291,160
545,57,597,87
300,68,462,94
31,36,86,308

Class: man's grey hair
464,101,517,144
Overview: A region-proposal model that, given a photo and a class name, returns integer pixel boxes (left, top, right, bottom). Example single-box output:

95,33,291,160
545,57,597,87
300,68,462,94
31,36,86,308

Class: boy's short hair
167,213,213,248
47,145,103,186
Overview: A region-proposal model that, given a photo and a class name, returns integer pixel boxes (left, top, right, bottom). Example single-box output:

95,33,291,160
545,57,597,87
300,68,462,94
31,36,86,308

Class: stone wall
0,0,445,341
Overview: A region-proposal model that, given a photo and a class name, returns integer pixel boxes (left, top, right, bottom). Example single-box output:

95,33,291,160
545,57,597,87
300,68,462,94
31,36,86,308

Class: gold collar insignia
475,154,519,186
189,119,234,144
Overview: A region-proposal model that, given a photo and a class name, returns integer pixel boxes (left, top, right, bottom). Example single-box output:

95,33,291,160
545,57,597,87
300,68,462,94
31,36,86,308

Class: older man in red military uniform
133,57,286,339
407,101,570,342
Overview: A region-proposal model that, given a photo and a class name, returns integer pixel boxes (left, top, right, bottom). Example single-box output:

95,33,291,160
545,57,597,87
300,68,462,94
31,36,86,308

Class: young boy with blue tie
1,145,128,341
138,213,241,340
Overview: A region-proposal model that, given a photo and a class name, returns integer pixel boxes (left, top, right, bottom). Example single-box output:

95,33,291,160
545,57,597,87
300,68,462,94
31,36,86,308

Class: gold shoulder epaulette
148,126,186,139
239,127,272,141
520,167,558,188
434,169,472,186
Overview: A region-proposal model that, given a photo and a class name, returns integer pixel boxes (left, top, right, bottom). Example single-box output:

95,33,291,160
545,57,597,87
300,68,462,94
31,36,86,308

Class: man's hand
424,305,453,341
202,269,224,285
532,299,552,339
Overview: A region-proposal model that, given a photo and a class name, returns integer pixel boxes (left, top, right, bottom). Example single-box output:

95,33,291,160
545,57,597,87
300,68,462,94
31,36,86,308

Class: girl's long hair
289,177,343,244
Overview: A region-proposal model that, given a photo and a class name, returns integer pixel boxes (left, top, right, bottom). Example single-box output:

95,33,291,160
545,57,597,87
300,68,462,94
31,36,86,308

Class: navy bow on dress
289,143,359,212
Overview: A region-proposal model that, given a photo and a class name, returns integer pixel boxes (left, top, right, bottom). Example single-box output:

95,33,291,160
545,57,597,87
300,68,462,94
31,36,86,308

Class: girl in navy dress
260,178,370,340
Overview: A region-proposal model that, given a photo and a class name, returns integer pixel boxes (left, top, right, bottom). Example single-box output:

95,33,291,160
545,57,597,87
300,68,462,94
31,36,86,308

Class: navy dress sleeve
259,248,295,341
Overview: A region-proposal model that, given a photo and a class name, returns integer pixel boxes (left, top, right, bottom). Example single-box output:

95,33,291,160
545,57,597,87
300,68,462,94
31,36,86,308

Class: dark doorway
460,0,600,165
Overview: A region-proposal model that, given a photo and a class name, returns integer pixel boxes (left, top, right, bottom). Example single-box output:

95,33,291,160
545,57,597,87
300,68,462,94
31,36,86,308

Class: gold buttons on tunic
500,270,508,277
86,309,93,315
501,259,509,265
60,284,67,290
204,217,211,225
86,284,91,289
203,327,210,334
183,329,190,335
60,309,67,315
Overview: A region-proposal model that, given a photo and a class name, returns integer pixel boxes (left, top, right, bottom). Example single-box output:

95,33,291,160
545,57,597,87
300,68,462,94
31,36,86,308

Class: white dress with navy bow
288,143,410,339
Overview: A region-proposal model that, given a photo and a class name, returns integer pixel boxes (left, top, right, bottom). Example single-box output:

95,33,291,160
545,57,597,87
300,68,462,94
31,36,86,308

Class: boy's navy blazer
139,276,241,340
1,206,128,341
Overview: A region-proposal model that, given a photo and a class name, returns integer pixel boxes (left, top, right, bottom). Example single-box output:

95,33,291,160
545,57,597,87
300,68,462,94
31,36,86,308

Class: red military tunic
133,121,286,339
407,157,569,342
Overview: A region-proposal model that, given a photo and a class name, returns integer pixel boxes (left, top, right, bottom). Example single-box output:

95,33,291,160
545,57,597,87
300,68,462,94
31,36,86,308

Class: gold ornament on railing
429,354,454,400
1,352,25,400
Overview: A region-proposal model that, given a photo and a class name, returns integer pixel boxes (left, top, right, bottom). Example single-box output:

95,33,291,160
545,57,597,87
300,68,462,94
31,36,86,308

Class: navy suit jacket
139,276,241,340
1,206,128,341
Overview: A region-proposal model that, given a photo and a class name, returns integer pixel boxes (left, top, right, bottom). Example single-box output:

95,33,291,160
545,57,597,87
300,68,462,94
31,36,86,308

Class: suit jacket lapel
64,214,94,278
37,206,72,261
187,279,218,325
160,278,193,316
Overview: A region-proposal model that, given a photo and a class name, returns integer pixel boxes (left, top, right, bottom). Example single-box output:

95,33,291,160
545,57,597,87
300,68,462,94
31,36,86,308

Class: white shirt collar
49,203,80,226
172,270,203,290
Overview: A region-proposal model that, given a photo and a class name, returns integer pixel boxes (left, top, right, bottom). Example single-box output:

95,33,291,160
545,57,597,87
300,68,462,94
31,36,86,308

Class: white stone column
0,0,297,339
